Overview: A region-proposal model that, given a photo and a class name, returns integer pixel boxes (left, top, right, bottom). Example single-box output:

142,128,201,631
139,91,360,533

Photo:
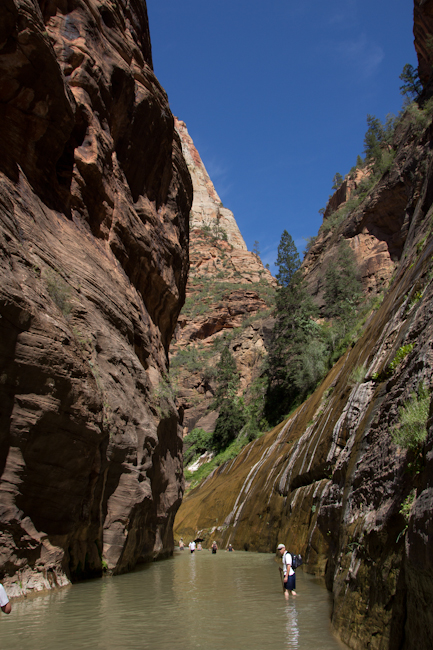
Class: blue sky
147,1,418,273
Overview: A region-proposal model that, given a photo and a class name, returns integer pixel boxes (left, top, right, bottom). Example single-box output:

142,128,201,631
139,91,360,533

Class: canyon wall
0,0,192,596
171,120,275,437
174,3,433,648
304,166,398,303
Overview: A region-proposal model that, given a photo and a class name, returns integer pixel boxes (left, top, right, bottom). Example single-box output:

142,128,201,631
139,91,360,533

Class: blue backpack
289,553,303,570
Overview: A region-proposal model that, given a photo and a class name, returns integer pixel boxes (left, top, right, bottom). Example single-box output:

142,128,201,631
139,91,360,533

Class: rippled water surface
1,551,347,649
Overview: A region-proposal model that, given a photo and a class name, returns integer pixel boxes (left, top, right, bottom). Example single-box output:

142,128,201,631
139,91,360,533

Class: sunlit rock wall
172,118,275,436
0,0,192,595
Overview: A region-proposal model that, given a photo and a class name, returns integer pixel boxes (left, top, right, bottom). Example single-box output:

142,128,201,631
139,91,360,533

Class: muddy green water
1,551,348,649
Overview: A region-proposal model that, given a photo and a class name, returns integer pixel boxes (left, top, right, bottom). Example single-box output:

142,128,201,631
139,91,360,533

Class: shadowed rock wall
0,0,192,596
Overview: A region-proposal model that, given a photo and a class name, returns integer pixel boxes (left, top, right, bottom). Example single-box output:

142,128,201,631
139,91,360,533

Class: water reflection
285,603,300,649
0,551,347,650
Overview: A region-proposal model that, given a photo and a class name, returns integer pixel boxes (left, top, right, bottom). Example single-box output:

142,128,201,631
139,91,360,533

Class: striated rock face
174,5,433,648
0,0,192,595
176,119,249,252
414,0,433,90
171,120,275,436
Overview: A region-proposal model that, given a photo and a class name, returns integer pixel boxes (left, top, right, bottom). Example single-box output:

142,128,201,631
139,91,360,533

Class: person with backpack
0,583,11,614
277,543,297,598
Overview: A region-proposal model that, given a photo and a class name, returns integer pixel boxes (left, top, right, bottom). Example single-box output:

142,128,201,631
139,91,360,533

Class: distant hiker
226,544,234,552
210,541,218,554
197,542,203,550
179,538,185,550
277,543,297,598
189,540,196,553
0,583,11,614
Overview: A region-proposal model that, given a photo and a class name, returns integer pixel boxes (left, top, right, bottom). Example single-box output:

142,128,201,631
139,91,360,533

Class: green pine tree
332,173,344,190
210,344,246,452
275,230,300,287
213,345,239,407
265,270,320,424
363,114,384,163
399,63,422,100
252,240,261,259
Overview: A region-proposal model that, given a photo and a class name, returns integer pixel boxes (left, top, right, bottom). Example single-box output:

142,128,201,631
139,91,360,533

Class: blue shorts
284,573,296,591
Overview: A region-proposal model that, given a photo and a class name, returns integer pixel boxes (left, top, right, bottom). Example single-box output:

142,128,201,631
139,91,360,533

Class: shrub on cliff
323,240,361,321
184,428,213,465
202,220,228,242
392,383,430,450
303,235,317,256
292,338,327,394
321,196,363,234
43,268,72,316
211,399,246,452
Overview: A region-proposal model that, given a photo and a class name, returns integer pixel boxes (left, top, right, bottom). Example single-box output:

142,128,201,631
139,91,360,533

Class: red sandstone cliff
171,120,275,437
0,0,192,595
303,163,400,307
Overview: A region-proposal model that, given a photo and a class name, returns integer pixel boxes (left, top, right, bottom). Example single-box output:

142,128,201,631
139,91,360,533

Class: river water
1,550,347,650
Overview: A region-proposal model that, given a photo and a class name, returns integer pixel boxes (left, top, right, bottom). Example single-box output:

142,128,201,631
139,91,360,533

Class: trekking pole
279,566,285,593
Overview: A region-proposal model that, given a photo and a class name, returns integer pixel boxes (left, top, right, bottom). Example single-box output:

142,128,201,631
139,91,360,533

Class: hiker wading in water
0,583,11,614
277,543,297,599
